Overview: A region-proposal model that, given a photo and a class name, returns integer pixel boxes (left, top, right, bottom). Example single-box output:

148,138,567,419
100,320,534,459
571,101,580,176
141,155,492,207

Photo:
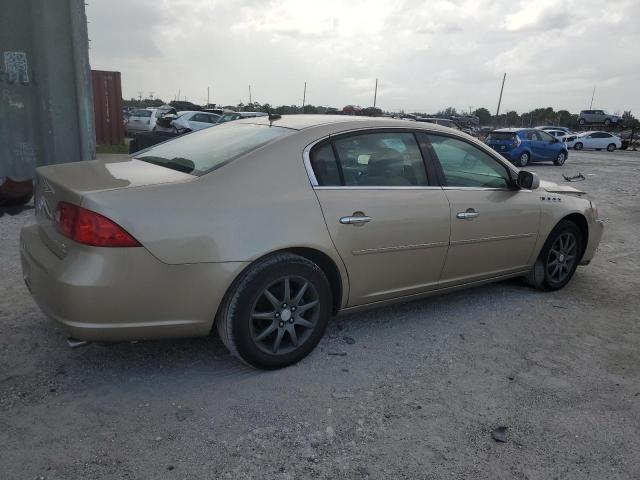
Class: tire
554,151,567,166
216,253,332,369
604,118,611,126
607,143,616,152
574,142,583,150
517,151,530,167
578,118,586,126
524,220,583,291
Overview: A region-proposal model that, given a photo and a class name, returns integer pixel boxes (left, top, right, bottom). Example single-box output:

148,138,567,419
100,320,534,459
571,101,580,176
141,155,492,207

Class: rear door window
332,132,428,187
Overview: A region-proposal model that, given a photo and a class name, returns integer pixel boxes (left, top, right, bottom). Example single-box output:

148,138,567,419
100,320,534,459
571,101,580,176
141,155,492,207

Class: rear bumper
20,218,247,342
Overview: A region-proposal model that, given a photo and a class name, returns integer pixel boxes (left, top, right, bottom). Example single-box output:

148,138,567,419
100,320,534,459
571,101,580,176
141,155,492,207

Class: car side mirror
517,170,540,190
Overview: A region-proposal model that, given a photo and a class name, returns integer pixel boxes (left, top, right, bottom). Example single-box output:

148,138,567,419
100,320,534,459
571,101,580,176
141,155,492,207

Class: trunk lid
34,157,194,258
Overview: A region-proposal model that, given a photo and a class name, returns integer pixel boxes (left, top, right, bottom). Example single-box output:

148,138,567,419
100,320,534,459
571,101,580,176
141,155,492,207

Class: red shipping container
92,70,124,145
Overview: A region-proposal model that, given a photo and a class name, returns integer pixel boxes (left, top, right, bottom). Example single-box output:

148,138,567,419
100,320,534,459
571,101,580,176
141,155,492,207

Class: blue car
485,128,569,167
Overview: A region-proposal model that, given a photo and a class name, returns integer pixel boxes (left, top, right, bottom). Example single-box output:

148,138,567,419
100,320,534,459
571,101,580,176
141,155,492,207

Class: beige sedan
20,116,604,368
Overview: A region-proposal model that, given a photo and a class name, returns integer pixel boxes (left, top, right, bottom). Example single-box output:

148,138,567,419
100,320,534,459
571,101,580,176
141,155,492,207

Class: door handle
456,209,479,220
340,215,371,225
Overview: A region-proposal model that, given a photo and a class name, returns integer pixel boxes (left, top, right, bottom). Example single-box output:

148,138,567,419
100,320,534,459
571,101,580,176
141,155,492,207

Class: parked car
217,111,268,123
125,108,161,136
540,128,575,143
485,128,569,166
571,131,622,151
578,110,623,126
154,111,221,133
415,117,461,130
21,116,603,369
538,126,572,135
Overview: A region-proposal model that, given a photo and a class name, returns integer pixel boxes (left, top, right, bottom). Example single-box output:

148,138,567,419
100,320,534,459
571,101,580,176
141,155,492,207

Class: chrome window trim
302,126,443,189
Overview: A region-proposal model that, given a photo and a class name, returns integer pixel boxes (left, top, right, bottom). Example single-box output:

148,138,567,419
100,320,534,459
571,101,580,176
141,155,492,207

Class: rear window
132,110,152,117
486,132,516,141
135,123,293,176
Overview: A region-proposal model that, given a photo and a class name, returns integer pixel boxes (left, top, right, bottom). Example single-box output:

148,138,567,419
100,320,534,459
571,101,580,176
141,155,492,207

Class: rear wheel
554,151,567,166
216,253,332,369
525,220,583,291
574,142,583,150
578,118,586,126
517,151,530,167
607,143,616,152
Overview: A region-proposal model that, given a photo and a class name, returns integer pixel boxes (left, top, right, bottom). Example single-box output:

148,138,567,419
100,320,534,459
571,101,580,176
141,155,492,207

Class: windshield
135,123,293,176
486,132,516,141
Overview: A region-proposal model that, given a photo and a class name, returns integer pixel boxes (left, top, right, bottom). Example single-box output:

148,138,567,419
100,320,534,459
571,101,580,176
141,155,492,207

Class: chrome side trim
352,241,448,256
314,186,443,191
450,232,535,246
443,186,532,192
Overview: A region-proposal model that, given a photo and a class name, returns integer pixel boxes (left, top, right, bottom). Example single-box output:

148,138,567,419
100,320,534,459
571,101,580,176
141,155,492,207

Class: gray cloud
86,0,640,114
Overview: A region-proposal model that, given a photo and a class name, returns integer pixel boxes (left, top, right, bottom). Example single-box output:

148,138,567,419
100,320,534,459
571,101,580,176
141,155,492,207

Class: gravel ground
1,150,639,479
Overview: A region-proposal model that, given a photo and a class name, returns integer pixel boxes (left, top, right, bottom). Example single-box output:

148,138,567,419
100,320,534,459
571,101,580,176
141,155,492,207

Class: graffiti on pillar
1,51,31,85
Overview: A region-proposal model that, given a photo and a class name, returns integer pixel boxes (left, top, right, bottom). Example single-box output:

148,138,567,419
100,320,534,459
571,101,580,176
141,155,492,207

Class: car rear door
537,130,560,159
308,130,451,306
424,133,540,285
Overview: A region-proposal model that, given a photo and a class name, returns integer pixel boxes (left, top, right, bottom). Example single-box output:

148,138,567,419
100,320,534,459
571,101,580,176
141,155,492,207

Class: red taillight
55,202,141,247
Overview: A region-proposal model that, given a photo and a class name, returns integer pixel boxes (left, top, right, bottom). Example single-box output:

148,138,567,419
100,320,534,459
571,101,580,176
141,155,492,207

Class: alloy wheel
546,232,578,284
250,275,320,355
556,152,566,165
519,152,529,166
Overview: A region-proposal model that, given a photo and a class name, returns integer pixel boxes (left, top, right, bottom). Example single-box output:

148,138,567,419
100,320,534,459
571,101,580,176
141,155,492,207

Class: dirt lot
1,150,639,479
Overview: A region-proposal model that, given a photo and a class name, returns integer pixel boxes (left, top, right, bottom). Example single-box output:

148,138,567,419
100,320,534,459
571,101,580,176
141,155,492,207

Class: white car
167,111,221,133
570,131,622,151
125,108,161,136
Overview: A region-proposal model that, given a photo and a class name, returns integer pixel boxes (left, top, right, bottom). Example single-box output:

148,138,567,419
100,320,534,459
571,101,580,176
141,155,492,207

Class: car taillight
55,202,141,247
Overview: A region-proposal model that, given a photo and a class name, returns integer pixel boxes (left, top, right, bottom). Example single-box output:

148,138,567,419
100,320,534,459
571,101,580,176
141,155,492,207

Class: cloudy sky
86,0,640,114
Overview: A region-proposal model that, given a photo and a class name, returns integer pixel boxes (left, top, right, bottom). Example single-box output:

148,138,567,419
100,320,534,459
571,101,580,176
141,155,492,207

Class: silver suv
578,110,622,126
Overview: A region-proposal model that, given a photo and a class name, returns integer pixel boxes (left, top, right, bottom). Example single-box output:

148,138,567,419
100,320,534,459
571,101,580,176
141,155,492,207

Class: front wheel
216,253,332,369
607,143,616,152
554,151,567,166
578,118,586,126
525,220,583,291
574,142,583,150
517,152,530,167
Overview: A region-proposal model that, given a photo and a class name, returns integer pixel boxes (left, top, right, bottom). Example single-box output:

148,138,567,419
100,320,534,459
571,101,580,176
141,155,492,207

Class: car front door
424,133,541,285
308,130,451,306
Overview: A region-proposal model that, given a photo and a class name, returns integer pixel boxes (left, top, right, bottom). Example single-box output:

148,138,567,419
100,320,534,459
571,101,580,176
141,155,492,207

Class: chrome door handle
456,209,479,220
340,215,371,225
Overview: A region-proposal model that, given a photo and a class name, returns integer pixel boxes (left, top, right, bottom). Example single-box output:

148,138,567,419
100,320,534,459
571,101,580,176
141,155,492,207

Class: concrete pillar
0,0,95,185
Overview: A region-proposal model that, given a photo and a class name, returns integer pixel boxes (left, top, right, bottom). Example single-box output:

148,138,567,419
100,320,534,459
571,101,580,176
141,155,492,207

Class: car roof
236,114,461,133
492,128,522,133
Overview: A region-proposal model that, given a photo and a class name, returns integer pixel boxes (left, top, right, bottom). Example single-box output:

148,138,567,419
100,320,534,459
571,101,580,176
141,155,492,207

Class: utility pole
177,88,180,102
373,78,378,108
207,86,210,106
249,85,252,105
138,91,143,101
589,87,596,109
494,73,506,127
302,81,306,112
